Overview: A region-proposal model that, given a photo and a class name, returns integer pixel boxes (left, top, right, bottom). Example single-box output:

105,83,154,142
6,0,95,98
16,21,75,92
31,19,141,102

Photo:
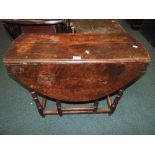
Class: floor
0,20,155,135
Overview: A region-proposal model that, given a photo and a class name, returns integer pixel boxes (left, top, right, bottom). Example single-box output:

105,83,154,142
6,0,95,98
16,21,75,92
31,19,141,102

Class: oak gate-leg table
3,20,150,117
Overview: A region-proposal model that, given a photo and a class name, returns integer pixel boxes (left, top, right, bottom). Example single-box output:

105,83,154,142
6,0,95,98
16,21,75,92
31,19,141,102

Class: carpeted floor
0,20,155,135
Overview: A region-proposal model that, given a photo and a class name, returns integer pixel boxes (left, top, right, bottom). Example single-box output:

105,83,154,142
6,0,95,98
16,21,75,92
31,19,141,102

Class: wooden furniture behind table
3,20,151,117
127,19,144,30
2,19,69,39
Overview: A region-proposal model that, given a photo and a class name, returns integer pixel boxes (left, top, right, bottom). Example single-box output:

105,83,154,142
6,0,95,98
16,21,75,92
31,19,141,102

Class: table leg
31,91,45,117
109,89,124,114
30,89,124,117
93,99,99,112
56,100,63,117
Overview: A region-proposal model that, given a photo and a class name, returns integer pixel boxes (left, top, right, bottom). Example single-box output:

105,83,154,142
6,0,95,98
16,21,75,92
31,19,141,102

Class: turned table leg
30,89,124,117
109,89,124,115
56,100,63,117
31,91,45,117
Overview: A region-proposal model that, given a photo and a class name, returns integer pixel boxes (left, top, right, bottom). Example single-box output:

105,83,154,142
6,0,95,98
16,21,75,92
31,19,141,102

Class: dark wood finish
109,89,124,114
44,109,111,115
3,20,151,116
2,19,67,39
27,89,124,116
56,100,63,116
62,106,94,111
21,25,56,33
31,91,45,117
3,33,150,102
107,89,124,115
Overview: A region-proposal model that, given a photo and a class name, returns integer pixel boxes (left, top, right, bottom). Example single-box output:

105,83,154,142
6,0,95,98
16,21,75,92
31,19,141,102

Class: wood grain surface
4,33,150,63
70,19,124,33
3,32,150,102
